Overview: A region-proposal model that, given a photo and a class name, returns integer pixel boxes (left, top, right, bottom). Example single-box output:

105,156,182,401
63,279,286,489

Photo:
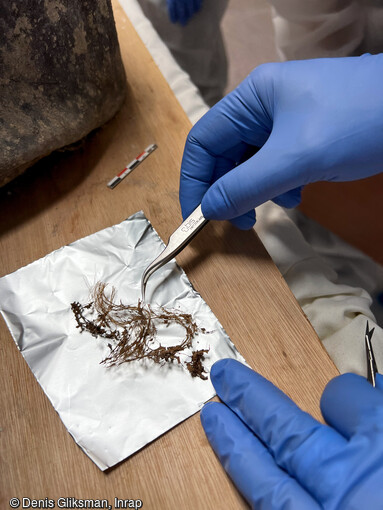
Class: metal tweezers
365,320,378,387
141,205,208,302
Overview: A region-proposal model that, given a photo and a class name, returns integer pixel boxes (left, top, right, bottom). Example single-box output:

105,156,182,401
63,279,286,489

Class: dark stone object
0,0,126,186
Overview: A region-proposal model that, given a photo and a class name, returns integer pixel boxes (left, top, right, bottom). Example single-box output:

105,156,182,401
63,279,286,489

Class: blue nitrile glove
201,359,383,510
180,54,383,229
166,0,203,25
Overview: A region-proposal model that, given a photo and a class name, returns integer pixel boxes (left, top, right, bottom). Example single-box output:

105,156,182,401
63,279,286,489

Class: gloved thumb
376,373,383,391
201,135,308,222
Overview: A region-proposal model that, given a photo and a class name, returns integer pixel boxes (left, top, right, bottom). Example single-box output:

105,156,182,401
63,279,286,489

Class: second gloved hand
166,0,202,25
180,55,383,229
201,359,383,509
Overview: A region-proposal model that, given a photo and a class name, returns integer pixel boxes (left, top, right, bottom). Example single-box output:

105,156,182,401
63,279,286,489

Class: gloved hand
166,0,202,26
201,359,383,509
180,55,383,229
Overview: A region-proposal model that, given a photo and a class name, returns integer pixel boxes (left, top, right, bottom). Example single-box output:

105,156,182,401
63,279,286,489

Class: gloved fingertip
375,373,383,391
200,401,222,430
230,211,256,230
321,372,383,438
200,196,214,221
321,372,366,415
201,191,237,222
210,359,248,390
210,358,232,381
166,2,177,24
195,0,202,14
201,187,256,228
180,206,190,221
321,373,360,404
272,186,303,209
180,199,199,221
200,400,220,415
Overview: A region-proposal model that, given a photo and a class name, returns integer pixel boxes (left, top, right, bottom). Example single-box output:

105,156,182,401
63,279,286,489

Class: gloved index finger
201,402,321,510
321,373,383,438
210,359,347,502
179,77,272,219
179,134,251,221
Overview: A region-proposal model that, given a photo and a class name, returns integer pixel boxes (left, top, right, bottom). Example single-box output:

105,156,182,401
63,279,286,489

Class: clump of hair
71,282,209,379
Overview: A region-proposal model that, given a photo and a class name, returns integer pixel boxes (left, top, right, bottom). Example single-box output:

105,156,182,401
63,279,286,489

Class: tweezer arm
141,205,208,302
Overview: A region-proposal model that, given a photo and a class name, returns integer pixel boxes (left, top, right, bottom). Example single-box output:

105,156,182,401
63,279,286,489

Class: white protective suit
137,1,383,100
136,0,229,106
271,0,383,60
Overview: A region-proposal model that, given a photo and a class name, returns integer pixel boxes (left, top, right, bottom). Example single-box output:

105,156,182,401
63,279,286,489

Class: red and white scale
107,143,157,189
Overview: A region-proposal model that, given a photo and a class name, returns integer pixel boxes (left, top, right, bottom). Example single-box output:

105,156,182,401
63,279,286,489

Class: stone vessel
0,0,127,186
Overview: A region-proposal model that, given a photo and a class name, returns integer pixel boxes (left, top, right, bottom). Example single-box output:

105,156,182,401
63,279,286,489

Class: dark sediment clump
71,282,209,380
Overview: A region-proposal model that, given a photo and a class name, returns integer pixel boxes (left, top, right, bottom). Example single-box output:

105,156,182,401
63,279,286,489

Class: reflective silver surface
0,211,245,470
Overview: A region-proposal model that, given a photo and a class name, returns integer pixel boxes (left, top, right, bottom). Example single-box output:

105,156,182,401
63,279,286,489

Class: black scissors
365,321,378,387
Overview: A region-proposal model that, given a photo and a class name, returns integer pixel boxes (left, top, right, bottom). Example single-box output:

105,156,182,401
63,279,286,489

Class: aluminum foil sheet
0,211,245,470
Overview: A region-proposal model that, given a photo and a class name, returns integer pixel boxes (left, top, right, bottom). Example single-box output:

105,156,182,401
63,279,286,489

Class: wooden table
0,2,338,508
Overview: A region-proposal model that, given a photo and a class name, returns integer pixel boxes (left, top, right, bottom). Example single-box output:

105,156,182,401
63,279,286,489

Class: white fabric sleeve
255,202,383,377
270,0,365,60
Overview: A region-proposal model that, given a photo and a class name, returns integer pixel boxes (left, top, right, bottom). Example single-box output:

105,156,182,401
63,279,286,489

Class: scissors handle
141,205,208,301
